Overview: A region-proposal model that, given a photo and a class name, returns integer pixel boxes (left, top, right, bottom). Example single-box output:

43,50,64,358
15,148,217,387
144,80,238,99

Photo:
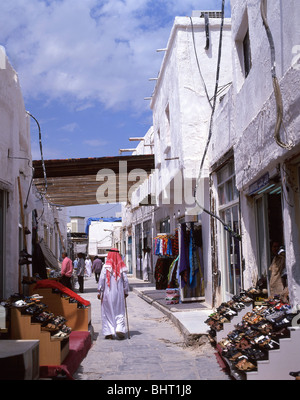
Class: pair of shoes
105,335,113,339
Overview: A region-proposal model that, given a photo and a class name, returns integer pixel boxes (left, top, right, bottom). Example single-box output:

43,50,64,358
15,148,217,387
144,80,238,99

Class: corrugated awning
33,154,155,207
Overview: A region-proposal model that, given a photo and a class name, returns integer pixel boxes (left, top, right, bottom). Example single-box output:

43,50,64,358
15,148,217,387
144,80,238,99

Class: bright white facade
122,1,300,308
209,0,300,306
0,48,67,298
88,220,122,257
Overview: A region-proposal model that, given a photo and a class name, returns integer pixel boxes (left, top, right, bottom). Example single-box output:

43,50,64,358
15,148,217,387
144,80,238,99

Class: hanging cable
260,0,292,150
26,111,48,193
204,13,210,50
192,1,240,240
189,16,212,108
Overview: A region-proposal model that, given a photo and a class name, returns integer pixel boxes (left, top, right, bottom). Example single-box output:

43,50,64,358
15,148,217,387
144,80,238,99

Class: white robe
98,265,129,337
85,259,92,276
142,253,149,281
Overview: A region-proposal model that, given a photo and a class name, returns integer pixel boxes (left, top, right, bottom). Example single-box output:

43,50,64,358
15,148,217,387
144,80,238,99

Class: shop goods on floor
0,284,92,373
2,293,73,340
205,288,300,379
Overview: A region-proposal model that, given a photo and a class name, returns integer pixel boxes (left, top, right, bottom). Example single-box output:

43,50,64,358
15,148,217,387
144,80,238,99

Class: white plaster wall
210,0,300,304
88,221,122,256
151,17,232,185
0,50,32,297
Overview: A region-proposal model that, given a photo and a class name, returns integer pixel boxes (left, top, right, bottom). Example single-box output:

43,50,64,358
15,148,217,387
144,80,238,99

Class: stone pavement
72,275,230,381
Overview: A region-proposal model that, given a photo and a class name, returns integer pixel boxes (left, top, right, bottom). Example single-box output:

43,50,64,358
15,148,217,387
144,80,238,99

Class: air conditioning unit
0,340,39,380
192,10,223,18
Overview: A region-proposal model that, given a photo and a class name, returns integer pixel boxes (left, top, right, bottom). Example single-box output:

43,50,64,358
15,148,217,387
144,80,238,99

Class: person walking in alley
85,256,92,277
76,253,86,293
97,248,129,340
92,256,103,283
60,252,74,290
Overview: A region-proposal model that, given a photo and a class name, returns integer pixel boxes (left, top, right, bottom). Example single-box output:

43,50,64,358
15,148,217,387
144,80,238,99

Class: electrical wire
26,111,48,193
189,16,212,109
192,0,240,240
260,0,292,150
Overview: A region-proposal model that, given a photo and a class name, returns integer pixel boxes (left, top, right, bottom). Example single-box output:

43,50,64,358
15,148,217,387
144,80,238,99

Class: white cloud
60,122,79,132
0,0,228,113
83,139,107,147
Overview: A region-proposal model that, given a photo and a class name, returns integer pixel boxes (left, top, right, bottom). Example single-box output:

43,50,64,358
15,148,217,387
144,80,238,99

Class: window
217,161,242,297
243,30,252,78
234,9,252,90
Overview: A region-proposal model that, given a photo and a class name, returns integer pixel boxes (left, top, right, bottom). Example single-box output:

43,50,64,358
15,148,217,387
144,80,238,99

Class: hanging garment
32,242,48,279
269,254,286,297
154,258,173,290
189,223,199,288
179,224,189,287
167,256,179,288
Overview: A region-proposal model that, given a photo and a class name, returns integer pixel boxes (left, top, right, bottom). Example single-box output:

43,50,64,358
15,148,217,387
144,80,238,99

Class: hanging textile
178,222,205,296
153,232,179,257
189,222,199,288
154,258,173,289
179,224,189,287
167,256,179,288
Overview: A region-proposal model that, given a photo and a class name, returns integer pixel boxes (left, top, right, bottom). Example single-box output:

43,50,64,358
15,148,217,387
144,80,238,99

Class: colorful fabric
154,258,173,289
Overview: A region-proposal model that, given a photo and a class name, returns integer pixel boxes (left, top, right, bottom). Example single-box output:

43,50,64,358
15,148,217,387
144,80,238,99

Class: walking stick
124,294,130,339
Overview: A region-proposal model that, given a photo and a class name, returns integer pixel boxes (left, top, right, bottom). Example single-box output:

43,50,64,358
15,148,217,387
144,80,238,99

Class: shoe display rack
10,307,69,366
206,290,300,380
29,287,91,331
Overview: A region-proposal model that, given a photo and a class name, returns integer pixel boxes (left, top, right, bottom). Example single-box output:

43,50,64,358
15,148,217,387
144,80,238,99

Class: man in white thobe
97,249,129,339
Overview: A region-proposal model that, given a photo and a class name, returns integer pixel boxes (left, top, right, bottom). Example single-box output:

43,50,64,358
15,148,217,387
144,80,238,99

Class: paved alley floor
72,275,230,381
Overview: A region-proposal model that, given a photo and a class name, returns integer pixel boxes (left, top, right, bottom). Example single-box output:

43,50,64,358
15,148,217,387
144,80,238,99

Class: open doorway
255,184,285,293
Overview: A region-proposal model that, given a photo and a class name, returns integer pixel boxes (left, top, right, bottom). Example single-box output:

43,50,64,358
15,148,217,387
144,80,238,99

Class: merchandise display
2,293,72,341
206,289,300,377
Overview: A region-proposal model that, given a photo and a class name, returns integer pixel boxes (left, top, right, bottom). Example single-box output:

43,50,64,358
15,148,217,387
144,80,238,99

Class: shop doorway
255,184,284,291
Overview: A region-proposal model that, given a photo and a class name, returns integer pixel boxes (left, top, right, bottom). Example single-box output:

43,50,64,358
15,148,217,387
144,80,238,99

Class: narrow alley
72,275,230,381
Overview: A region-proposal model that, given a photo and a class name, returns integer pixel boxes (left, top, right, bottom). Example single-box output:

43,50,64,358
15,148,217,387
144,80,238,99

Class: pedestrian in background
60,252,74,290
76,253,86,293
97,248,129,339
85,256,92,277
92,256,103,283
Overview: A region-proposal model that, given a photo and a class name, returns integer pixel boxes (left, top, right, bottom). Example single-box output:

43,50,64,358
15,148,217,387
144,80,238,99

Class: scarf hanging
105,248,127,288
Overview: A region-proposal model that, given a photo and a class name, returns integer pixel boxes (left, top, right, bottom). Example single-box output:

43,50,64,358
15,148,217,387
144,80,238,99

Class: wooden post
55,218,66,252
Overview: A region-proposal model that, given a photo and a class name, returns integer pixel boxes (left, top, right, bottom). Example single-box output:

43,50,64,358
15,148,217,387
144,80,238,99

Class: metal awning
33,154,155,207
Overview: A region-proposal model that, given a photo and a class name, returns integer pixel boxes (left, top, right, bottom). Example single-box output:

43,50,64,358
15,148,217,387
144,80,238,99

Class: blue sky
0,0,231,220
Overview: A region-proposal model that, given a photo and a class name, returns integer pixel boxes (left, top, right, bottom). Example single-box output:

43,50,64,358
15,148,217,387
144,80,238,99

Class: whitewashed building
122,1,300,309
122,12,232,300
0,48,67,299
209,0,300,307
